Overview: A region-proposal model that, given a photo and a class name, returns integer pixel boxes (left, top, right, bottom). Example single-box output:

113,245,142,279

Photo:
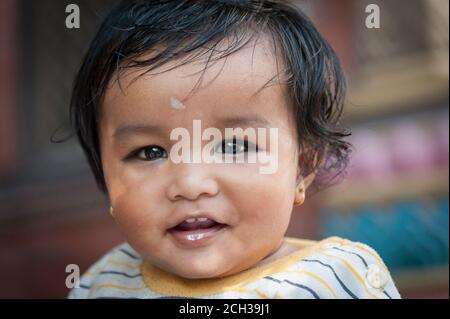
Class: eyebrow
216,115,272,128
112,115,272,140
113,123,165,140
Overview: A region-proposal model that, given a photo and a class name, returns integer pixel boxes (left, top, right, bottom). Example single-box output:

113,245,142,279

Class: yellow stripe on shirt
288,270,337,298
233,288,271,299
348,242,389,272
91,283,147,291
320,252,380,299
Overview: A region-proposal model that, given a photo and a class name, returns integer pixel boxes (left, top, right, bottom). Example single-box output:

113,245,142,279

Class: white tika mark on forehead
170,97,186,110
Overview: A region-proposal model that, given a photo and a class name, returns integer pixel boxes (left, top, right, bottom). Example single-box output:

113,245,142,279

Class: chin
172,262,230,279
176,269,223,279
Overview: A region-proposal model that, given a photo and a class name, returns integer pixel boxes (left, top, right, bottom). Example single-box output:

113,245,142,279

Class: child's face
99,38,303,279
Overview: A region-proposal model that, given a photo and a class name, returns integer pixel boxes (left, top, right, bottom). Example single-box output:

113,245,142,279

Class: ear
294,172,316,206
295,147,319,187
294,147,320,206
302,171,316,190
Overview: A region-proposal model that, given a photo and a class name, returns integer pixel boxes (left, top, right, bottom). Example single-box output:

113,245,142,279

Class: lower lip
168,223,227,248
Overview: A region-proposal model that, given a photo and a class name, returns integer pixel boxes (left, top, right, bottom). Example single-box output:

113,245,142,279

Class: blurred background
0,0,448,298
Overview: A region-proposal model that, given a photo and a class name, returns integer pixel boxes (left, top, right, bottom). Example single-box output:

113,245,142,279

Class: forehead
100,36,291,132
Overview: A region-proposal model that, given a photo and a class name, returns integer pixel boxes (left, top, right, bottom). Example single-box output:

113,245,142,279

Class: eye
215,138,257,154
133,145,168,161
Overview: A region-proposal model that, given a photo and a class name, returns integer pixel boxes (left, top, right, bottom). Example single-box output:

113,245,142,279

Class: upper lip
167,213,225,230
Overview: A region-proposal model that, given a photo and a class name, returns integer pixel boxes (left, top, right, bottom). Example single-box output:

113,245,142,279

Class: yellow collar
140,236,344,297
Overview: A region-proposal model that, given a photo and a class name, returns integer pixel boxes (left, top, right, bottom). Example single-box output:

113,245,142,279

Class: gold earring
294,196,304,206
109,206,114,217
293,186,305,206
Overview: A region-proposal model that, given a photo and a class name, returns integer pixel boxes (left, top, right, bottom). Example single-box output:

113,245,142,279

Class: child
68,0,400,299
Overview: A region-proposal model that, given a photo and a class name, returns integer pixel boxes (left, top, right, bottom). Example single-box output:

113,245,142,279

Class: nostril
166,176,220,202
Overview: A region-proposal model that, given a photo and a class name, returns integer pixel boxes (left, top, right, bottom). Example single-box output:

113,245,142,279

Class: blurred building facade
0,0,448,298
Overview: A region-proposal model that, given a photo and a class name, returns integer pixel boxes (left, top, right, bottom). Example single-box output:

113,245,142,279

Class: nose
166,164,220,201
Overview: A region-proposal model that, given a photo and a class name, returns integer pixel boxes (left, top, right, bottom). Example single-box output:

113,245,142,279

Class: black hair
68,0,351,194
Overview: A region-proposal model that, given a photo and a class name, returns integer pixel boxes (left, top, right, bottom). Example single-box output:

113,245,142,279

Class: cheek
104,157,165,225
110,179,165,250
222,161,296,229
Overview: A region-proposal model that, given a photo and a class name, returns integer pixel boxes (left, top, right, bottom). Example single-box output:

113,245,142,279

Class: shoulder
273,236,401,299
67,242,146,299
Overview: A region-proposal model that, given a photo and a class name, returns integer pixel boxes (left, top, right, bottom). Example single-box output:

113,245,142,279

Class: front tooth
197,217,208,222
185,218,196,223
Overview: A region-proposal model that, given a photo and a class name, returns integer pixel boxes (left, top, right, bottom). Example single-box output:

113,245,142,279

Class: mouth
168,217,228,248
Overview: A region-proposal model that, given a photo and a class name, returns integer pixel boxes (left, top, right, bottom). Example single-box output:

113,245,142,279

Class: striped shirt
68,236,401,299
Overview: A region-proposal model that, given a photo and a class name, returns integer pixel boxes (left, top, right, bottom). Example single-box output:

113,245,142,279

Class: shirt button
366,264,388,289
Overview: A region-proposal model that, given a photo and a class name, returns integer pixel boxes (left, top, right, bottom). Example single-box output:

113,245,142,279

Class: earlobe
294,171,316,206
293,192,305,206
293,180,305,206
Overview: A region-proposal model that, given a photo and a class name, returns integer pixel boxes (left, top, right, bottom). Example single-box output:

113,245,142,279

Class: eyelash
127,145,168,161
215,138,259,154
127,139,259,161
